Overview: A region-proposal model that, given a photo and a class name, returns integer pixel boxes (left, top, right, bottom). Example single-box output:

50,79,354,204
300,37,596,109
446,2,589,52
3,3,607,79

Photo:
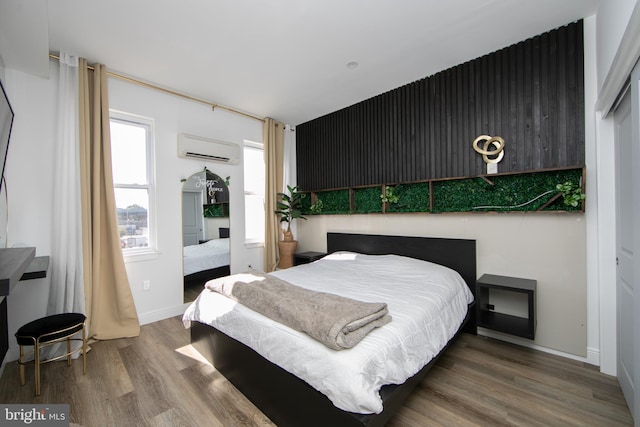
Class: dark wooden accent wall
297,21,585,191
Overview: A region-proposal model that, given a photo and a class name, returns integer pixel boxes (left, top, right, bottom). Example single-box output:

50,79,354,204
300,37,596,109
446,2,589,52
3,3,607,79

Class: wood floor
0,316,632,426
183,282,201,304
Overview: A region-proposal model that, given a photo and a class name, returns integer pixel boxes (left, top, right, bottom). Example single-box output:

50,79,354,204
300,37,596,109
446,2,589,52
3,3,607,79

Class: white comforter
183,238,230,276
182,251,473,414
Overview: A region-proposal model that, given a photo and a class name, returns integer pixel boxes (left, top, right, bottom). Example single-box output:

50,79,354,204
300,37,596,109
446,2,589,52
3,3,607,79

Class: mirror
182,169,231,303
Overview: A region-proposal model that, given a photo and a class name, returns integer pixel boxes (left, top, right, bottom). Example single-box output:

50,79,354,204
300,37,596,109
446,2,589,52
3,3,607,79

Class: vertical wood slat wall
296,21,584,192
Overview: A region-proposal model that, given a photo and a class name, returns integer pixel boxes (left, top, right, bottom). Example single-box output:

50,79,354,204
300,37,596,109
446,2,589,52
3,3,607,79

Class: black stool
15,313,87,396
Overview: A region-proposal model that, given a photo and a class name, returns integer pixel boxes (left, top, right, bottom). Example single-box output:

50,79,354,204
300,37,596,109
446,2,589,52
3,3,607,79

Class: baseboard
587,346,601,366
477,328,595,366
137,303,190,326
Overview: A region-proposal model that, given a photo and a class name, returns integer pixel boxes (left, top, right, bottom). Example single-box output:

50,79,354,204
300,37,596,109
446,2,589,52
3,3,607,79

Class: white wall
0,53,6,249
2,63,58,363
0,53,5,82
0,60,264,364
596,0,638,92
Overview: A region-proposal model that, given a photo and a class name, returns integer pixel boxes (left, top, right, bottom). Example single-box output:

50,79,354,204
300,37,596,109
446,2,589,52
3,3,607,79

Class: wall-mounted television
0,79,14,194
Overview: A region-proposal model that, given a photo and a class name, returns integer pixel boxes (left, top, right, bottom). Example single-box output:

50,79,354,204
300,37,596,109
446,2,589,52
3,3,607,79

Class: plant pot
277,240,298,269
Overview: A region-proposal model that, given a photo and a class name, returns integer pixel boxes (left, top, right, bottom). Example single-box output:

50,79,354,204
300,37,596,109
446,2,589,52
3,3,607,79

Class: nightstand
476,274,536,340
294,251,327,266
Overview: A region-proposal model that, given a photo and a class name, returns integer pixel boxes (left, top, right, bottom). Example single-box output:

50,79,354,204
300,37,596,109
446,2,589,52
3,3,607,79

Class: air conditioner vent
184,152,231,162
177,134,240,164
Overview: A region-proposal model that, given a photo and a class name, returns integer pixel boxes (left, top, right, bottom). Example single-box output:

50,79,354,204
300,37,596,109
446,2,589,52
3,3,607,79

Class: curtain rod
49,53,265,123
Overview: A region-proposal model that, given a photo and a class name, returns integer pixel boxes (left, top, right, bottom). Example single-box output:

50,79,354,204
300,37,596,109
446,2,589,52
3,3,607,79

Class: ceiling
1,0,599,126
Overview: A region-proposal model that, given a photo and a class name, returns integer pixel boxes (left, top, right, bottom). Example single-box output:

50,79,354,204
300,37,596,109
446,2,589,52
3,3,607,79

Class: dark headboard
327,232,477,333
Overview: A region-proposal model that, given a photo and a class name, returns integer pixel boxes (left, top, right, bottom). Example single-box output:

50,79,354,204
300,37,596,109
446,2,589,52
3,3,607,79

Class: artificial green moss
316,189,350,214
385,182,431,213
299,192,312,213
353,187,383,213
432,168,583,213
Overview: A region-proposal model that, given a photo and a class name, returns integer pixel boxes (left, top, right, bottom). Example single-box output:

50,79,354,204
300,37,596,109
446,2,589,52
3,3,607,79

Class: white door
182,191,204,246
615,87,635,417
631,61,640,424
615,60,640,421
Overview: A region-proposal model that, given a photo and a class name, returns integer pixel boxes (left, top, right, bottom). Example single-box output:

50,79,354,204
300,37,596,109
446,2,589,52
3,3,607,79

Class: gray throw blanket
205,272,392,350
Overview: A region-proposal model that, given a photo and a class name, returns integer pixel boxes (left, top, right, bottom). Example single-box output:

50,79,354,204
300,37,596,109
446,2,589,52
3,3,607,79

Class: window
244,140,265,246
109,111,156,254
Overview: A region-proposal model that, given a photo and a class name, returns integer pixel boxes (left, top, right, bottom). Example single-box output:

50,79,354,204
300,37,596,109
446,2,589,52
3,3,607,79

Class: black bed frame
190,233,477,426
184,265,231,289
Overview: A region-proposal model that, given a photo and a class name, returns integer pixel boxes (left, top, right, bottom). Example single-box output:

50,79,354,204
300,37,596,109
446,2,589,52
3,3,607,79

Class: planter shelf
300,166,585,216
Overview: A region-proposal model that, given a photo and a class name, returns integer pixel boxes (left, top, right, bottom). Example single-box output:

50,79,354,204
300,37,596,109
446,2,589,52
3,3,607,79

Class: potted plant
274,185,307,268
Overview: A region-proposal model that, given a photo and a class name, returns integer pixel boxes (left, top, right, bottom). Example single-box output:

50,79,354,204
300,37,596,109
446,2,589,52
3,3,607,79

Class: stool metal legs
18,340,44,396
18,346,25,386
67,337,72,366
17,322,87,396
82,327,87,375
17,340,42,395
34,341,41,396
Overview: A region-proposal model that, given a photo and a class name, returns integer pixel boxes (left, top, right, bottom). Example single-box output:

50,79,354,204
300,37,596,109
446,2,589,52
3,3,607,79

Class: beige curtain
264,118,285,272
78,60,140,339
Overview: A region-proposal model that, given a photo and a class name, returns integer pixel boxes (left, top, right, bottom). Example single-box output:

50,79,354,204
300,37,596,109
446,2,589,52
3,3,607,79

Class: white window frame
109,110,158,260
244,140,265,248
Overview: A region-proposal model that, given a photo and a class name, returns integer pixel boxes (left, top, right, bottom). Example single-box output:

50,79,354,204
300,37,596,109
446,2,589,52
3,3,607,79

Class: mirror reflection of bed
182,169,231,303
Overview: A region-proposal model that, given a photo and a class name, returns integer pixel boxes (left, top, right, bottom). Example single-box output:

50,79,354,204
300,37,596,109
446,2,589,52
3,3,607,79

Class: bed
184,233,476,426
183,228,231,290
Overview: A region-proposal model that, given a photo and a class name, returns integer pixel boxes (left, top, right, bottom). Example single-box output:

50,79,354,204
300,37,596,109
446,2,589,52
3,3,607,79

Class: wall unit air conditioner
177,133,240,164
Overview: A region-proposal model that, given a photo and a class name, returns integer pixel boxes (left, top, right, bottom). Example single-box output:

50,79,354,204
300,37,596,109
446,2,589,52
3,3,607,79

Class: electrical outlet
143,280,151,291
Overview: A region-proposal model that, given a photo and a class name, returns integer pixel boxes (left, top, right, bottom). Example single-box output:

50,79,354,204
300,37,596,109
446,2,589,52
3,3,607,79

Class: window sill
123,248,160,263
244,240,264,249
